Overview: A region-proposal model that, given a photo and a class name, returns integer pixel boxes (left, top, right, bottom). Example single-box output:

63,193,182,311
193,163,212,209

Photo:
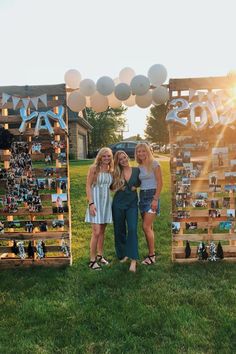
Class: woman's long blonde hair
91,147,113,184
135,142,154,172
112,150,129,192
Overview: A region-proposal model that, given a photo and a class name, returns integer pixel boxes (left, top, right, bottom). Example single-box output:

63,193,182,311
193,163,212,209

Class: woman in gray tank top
135,143,163,265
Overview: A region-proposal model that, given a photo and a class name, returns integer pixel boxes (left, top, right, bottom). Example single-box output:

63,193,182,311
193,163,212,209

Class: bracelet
89,202,94,206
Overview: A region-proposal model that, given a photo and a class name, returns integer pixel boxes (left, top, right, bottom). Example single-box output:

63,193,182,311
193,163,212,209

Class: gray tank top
139,160,159,190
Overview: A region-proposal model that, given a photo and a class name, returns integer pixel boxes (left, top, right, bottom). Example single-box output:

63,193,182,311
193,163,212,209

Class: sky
1,0,236,138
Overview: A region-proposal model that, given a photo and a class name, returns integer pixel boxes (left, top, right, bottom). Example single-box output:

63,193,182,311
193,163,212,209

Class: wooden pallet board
0,88,72,268
169,78,236,263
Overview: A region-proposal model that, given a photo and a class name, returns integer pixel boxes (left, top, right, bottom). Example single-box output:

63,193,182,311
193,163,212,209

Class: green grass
0,160,236,354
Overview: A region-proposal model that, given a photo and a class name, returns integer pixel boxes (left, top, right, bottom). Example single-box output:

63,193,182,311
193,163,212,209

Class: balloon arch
64,65,169,113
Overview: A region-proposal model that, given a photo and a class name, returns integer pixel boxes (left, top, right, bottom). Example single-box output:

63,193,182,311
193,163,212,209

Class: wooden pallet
169,77,236,263
0,89,72,268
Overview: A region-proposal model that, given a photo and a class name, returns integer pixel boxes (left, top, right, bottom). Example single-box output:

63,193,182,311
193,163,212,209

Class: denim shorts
139,189,160,215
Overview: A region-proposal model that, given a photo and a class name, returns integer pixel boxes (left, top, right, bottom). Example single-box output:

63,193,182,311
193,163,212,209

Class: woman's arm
151,164,163,210
86,166,96,216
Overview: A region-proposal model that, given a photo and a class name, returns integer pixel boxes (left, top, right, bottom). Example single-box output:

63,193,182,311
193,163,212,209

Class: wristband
89,202,94,206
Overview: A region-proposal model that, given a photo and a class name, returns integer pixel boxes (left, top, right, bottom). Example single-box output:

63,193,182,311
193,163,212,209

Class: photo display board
0,85,72,268
168,77,236,263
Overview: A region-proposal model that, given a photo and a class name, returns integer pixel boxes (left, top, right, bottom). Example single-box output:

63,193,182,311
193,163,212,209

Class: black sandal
141,254,156,265
96,255,109,265
89,260,102,270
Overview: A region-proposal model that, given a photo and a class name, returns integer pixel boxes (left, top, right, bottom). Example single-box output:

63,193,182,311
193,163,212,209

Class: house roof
0,84,65,96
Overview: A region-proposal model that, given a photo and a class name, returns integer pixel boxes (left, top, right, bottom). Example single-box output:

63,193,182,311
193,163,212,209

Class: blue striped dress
85,172,113,224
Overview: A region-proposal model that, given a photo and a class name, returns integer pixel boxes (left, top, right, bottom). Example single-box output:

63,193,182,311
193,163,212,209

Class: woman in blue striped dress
85,147,113,270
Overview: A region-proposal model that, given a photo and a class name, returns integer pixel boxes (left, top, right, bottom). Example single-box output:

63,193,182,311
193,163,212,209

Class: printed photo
52,193,68,213
212,147,228,168
182,177,191,186
210,199,219,209
195,192,208,200
223,197,230,208
209,209,221,218
172,222,180,234
227,209,235,220
186,222,197,230
209,184,221,192
57,177,67,191
183,151,191,163
219,221,232,231
209,173,218,186
183,163,193,170
192,199,207,208
37,178,47,190
230,159,236,171
224,185,236,192
177,211,190,219
225,172,236,184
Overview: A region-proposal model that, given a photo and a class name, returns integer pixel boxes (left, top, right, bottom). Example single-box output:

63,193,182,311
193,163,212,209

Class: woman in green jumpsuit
112,151,140,272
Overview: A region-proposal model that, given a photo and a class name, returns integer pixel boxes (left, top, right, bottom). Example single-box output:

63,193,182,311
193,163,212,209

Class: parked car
109,141,138,158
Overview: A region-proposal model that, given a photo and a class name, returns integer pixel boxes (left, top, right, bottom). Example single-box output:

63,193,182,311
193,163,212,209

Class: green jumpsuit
112,167,140,260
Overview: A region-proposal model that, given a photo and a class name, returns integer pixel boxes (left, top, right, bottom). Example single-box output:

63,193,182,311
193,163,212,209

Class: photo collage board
0,88,72,268
170,122,236,263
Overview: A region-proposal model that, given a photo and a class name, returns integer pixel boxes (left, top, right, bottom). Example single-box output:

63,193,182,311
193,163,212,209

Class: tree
85,106,127,152
145,104,169,144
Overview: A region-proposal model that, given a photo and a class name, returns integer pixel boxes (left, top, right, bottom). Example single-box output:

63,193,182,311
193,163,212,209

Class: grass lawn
0,160,236,354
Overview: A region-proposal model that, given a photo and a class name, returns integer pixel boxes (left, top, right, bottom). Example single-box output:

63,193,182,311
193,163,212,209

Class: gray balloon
114,83,131,101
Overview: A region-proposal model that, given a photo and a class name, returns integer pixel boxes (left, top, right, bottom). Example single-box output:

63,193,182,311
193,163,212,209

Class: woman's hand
151,199,158,211
89,204,97,216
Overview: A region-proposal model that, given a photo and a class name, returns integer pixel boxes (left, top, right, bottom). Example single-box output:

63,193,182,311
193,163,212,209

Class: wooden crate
168,77,236,263
0,85,72,268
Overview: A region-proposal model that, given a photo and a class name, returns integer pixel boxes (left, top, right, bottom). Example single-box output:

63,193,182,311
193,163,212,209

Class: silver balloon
96,76,115,96
190,102,208,130
166,98,189,126
130,75,150,96
47,106,68,133
34,112,54,136
204,101,219,127
148,64,167,86
114,83,131,101
19,108,38,134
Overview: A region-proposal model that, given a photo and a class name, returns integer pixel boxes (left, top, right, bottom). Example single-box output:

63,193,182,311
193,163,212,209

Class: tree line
84,104,169,152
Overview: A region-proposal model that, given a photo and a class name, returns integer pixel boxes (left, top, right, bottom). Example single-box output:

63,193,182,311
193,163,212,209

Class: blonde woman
85,147,113,270
112,151,140,272
135,143,163,265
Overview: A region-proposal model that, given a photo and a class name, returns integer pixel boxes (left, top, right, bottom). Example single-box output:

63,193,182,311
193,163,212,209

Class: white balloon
114,83,131,101
152,86,169,105
135,91,153,108
108,93,122,109
96,76,115,96
64,69,81,89
148,64,167,86
113,78,120,85
123,95,136,107
67,91,86,112
79,79,96,96
90,92,109,112
119,67,136,84
130,75,150,96
86,96,91,108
